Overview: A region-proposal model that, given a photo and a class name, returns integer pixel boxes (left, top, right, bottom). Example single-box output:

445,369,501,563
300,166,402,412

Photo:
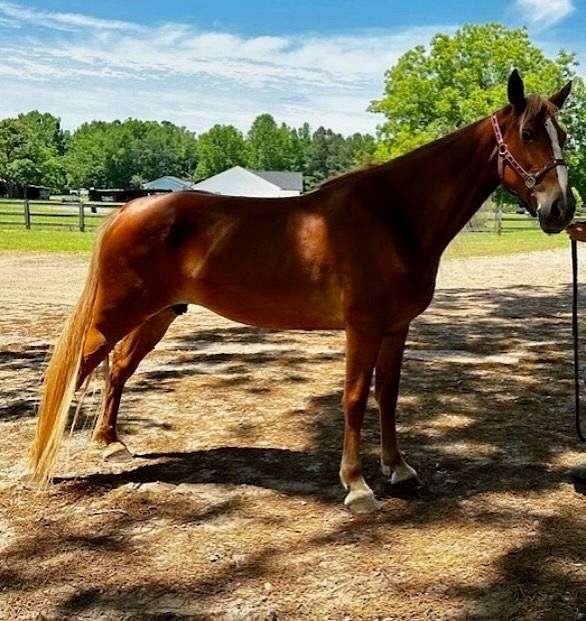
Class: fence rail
0,199,123,231
0,198,584,235
469,205,586,235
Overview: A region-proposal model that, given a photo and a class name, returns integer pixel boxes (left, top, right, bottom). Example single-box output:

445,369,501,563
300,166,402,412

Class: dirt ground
1,247,586,620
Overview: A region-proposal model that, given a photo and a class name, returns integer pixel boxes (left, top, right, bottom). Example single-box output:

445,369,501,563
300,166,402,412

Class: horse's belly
187,281,345,330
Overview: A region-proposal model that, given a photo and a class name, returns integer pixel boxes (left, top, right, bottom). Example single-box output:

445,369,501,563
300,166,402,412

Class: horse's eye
522,128,534,141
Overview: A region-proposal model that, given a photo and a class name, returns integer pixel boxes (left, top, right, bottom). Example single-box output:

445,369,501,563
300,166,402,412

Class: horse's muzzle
538,195,575,235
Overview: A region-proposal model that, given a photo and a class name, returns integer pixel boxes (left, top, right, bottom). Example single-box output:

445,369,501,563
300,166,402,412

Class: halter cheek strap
490,114,566,190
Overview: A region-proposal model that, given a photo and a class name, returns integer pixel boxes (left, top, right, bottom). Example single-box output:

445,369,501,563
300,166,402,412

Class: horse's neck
388,115,501,259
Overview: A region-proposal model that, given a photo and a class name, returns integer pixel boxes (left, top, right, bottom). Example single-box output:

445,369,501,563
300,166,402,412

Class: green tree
65,119,198,189
369,23,586,199
347,132,377,167
0,110,375,196
247,114,293,170
0,111,66,196
289,122,313,172
303,127,374,189
194,124,247,180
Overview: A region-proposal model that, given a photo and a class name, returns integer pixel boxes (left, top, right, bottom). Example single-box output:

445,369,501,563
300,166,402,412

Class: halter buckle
525,175,536,189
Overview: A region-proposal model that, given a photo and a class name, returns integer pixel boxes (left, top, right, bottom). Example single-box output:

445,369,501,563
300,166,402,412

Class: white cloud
0,2,451,134
515,0,575,30
0,1,139,32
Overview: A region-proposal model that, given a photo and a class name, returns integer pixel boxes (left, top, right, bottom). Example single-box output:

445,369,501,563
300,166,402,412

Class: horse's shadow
61,446,351,503
58,440,432,505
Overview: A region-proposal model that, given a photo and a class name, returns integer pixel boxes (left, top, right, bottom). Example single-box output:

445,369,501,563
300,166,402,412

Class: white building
191,166,303,197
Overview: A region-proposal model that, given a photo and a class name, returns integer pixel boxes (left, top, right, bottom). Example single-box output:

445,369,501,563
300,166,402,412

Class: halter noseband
490,114,566,190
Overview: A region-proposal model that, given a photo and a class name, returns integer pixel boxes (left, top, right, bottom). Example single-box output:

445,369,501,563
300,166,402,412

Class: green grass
0,222,572,257
446,228,571,258
0,228,96,253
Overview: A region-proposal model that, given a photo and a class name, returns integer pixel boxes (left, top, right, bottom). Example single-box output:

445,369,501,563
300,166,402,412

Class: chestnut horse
30,71,574,512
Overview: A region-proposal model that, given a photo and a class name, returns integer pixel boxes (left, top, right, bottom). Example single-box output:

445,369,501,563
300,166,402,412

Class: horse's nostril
551,199,563,218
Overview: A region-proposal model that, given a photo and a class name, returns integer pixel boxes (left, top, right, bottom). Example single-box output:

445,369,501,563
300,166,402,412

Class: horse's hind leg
94,306,184,460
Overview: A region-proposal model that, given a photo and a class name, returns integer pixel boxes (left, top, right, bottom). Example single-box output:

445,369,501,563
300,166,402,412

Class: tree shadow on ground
65,284,582,501
0,343,49,421
3,283,586,618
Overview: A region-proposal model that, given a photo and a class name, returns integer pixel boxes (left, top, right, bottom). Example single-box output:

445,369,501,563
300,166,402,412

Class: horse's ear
508,69,526,113
550,81,572,109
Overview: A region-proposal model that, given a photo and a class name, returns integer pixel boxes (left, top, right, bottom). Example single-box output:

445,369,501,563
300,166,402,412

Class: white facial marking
545,118,568,201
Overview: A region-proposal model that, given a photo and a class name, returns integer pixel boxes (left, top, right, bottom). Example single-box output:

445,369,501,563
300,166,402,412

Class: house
191,167,303,197
142,176,194,192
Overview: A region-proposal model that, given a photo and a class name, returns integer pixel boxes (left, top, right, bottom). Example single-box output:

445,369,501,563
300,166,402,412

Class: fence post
24,199,31,230
495,204,502,236
78,202,85,232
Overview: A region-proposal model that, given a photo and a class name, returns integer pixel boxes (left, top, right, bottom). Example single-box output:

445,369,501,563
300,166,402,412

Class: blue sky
0,1,583,134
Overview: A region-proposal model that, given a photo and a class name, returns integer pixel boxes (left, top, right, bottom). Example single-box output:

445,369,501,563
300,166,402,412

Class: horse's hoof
344,488,381,514
103,442,133,463
390,462,420,486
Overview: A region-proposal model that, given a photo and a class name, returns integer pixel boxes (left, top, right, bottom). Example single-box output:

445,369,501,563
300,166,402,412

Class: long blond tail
29,228,107,485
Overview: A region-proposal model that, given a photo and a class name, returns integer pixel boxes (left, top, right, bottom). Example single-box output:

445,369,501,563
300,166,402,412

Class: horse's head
496,69,574,234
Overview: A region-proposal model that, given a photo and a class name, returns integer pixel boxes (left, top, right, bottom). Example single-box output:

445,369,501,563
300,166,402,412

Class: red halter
490,114,566,190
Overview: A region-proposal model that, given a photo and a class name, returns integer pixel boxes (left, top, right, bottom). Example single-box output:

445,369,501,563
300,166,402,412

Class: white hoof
344,488,381,514
390,462,419,486
103,442,133,463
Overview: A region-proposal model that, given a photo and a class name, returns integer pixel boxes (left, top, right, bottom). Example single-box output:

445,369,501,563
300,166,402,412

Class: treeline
0,111,375,196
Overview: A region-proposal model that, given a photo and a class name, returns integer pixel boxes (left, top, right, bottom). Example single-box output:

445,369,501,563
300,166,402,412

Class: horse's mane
520,95,558,133
318,95,558,191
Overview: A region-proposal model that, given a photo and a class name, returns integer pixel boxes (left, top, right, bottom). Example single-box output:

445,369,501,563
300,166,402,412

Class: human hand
567,222,586,242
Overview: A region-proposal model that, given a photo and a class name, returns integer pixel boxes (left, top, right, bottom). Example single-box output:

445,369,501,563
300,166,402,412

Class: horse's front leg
375,325,419,485
339,322,383,513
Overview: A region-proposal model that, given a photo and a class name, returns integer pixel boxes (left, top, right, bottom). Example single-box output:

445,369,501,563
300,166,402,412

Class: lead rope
571,239,586,441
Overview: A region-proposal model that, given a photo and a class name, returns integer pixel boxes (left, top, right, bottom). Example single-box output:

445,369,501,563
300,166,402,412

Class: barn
191,166,303,197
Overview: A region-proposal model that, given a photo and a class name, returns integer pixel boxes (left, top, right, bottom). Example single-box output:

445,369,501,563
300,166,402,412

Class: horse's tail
29,223,109,485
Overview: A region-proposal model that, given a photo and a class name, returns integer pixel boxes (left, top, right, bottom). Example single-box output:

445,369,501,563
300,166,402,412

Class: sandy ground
1,247,586,620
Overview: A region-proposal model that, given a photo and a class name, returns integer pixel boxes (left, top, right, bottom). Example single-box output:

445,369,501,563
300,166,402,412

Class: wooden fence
491,205,586,235
493,208,537,235
0,198,583,235
0,199,123,231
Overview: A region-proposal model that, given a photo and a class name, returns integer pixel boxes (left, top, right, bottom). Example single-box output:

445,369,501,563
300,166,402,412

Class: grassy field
0,224,573,257
0,228,96,253
445,228,571,258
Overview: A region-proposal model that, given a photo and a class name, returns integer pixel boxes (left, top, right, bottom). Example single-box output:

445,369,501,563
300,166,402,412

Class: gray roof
248,170,303,191
143,175,193,190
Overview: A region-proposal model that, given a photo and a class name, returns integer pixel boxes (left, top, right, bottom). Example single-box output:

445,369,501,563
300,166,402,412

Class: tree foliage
247,114,294,171
194,124,247,180
369,23,586,199
0,111,66,196
65,119,198,190
0,111,373,195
